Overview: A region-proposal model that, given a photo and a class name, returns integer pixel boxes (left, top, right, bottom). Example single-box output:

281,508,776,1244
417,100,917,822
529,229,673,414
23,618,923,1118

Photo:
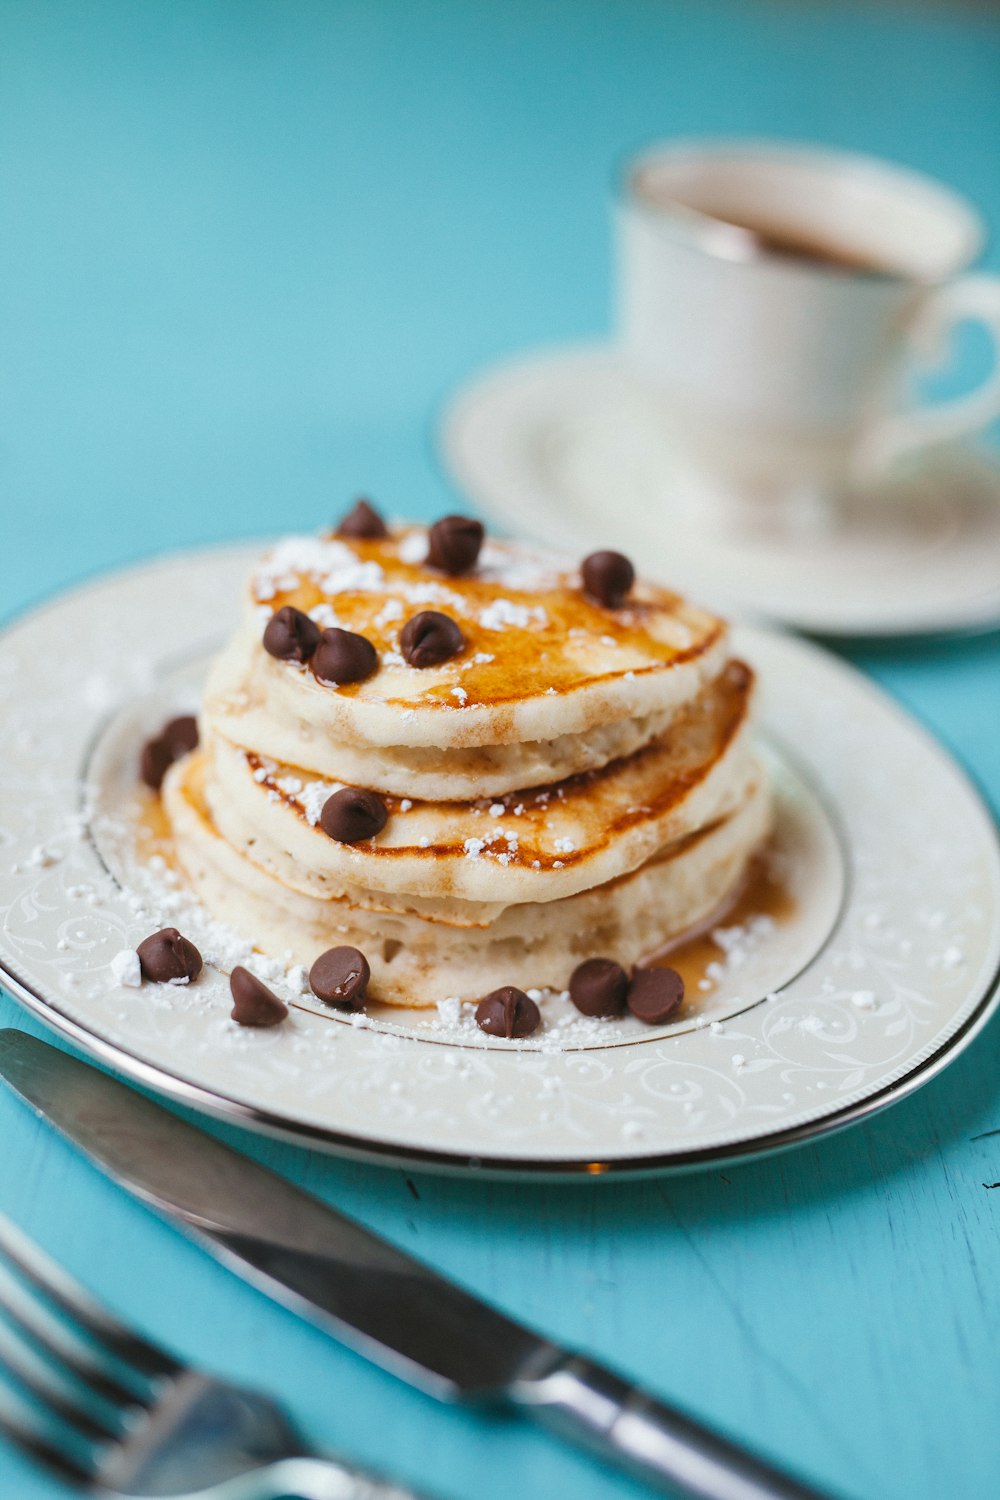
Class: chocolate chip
139,738,174,792
137,927,203,985
627,966,684,1025
569,957,628,1017
475,986,541,1038
163,715,198,756
139,714,198,790
399,611,465,668
426,515,484,575
262,605,321,662
311,628,378,686
581,550,635,608
336,498,388,539
320,786,388,843
309,946,370,1010
230,966,288,1027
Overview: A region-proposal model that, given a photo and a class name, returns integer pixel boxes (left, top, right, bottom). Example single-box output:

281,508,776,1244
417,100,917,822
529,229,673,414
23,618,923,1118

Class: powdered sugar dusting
253,537,386,600
110,949,142,988
397,530,428,565
478,598,548,632
300,779,339,825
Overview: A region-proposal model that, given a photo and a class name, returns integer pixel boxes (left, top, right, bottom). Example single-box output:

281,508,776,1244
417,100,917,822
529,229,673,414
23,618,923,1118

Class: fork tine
0,1311,122,1443
0,1259,151,1412
0,1215,179,1381
0,1375,96,1488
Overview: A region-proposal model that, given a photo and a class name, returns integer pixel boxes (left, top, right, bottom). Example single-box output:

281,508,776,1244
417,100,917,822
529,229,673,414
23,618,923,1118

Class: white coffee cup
617,140,1000,522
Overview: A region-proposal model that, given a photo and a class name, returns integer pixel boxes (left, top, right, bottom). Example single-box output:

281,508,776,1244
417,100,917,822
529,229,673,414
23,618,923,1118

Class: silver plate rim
1,955,998,1180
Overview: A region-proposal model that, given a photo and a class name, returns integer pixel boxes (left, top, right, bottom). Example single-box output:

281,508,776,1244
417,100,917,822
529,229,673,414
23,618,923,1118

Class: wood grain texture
1,3,1000,1498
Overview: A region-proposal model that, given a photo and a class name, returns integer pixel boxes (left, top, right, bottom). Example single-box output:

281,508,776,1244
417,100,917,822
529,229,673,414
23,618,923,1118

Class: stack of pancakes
164,517,769,1005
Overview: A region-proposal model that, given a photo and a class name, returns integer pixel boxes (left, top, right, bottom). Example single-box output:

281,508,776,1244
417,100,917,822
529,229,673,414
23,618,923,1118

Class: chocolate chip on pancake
582,550,635,608
426,515,484,575
309,945,370,1010
263,605,321,663
139,714,198,791
627,965,684,1024
311,627,378,686
336,498,388,538
475,985,541,1038
320,786,388,843
400,611,465,668
230,965,288,1026
137,927,203,984
569,957,628,1017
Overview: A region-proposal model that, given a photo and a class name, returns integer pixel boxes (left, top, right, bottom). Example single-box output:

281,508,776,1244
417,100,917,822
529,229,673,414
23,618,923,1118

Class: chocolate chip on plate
568,957,628,1017
320,786,388,844
139,714,199,791
160,715,198,758
581,550,635,609
475,985,541,1039
309,945,371,1010
426,515,484,575
336,498,388,539
139,737,174,792
262,605,321,663
311,627,378,686
626,966,684,1025
136,927,203,985
400,611,465,668
230,966,288,1027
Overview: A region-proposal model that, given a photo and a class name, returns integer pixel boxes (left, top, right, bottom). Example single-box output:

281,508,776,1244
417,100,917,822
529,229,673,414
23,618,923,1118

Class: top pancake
204,527,729,799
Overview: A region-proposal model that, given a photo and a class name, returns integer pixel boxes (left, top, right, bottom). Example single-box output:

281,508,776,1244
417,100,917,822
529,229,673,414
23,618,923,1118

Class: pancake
197,659,755,908
165,749,770,1005
162,512,772,1013
204,528,729,800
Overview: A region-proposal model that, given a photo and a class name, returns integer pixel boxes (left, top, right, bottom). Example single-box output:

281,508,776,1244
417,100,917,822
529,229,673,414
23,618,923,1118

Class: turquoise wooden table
2,4,1000,1498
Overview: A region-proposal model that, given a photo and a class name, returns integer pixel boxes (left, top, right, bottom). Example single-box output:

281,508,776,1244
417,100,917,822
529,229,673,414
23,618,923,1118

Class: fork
0,1213,430,1499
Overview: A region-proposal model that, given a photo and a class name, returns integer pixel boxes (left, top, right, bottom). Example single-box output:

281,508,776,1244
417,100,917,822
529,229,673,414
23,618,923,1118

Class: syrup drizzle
647,843,795,1004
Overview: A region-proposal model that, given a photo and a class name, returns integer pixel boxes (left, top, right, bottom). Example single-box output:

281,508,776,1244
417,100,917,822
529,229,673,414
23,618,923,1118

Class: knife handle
510,1355,835,1500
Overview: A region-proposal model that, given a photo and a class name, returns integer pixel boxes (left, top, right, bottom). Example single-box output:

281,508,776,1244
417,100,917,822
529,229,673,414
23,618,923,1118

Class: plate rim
2,543,1000,1179
2,954,998,1180
437,339,1000,642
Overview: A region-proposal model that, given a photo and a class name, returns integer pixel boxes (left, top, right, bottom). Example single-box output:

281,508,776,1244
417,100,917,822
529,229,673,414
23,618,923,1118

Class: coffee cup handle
854,273,1000,479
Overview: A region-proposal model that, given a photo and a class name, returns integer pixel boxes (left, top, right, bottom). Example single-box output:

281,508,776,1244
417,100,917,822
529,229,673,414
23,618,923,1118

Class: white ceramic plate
1,546,998,1177
440,344,1000,638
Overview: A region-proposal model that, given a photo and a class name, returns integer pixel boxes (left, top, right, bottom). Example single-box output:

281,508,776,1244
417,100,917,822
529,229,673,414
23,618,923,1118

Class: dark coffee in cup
701,213,892,274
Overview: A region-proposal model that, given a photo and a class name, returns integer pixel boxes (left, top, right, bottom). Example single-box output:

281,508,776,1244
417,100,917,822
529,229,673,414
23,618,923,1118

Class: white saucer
1,547,999,1177
440,344,1000,638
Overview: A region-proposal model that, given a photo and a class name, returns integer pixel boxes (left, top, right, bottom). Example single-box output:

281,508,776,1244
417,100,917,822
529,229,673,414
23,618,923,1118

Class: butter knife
0,1028,834,1500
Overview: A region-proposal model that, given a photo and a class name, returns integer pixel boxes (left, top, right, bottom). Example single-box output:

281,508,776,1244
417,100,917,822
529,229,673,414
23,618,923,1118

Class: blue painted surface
2,4,1000,1498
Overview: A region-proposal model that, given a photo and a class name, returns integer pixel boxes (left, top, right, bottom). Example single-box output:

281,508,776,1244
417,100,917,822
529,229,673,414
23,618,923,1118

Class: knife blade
0,1028,834,1500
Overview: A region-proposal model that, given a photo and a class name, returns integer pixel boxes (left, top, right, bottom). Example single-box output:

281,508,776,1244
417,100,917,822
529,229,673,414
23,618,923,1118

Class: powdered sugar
110,949,142,988
374,598,405,628
478,598,548,632
254,537,386,600
477,541,565,592
300,780,339,826
397,530,428,565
